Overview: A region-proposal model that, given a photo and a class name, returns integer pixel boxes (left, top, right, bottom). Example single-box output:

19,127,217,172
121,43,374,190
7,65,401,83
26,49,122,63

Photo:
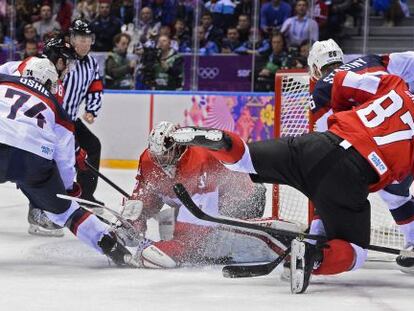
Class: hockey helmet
22,57,59,94
308,39,344,80
43,37,77,66
148,121,186,171
70,19,93,36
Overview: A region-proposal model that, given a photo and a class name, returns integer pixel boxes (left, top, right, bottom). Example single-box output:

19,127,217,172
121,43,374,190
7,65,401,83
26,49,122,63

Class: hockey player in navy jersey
0,38,80,237
0,58,137,267
307,39,414,272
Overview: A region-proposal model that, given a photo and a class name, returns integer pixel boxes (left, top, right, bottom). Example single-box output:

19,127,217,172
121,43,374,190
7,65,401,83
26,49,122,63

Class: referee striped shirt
63,54,104,121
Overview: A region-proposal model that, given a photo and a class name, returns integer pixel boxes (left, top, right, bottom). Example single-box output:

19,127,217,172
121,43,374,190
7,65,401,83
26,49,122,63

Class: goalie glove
120,199,144,222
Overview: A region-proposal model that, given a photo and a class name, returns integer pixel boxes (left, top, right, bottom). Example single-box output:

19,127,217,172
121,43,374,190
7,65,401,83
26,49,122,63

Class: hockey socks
313,239,357,275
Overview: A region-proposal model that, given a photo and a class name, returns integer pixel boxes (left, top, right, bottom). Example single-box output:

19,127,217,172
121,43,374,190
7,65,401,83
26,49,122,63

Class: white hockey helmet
148,121,185,170
307,39,344,80
22,57,59,94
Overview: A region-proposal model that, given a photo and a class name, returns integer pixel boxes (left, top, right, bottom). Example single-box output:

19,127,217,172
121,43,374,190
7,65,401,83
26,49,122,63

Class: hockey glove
67,182,82,198
75,147,88,171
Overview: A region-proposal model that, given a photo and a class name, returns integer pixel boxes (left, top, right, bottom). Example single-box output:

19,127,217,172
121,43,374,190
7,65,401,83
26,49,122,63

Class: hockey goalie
116,121,301,268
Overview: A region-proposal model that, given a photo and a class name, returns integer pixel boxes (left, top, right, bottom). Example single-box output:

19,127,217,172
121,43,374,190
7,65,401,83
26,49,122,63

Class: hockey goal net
272,69,405,251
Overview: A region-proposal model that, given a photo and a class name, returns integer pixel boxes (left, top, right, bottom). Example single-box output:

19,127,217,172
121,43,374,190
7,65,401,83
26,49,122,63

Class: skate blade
28,225,64,237
290,239,306,294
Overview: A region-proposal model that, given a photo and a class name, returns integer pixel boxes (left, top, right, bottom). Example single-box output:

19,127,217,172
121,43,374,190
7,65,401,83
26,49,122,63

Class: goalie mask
148,121,186,176
22,57,59,94
308,39,344,80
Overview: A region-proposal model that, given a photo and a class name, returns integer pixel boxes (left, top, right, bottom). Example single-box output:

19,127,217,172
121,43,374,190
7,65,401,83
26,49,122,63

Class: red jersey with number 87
328,71,414,192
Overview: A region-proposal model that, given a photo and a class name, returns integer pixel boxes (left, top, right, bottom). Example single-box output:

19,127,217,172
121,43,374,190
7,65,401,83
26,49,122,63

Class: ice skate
290,239,323,294
98,232,140,267
396,244,414,273
27,207,64,237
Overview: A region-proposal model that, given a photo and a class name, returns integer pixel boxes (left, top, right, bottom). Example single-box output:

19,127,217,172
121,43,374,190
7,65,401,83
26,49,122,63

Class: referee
63,19,104,206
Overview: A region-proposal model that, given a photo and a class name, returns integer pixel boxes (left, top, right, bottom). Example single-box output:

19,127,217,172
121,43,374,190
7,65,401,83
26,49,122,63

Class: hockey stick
85,160,130,198
173,183,326,242
174,183,414,262
57,194,134,230
222,246,291,278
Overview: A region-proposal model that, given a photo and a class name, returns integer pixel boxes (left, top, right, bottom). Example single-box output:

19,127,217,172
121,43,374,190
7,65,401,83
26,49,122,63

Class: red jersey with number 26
328,71,414,192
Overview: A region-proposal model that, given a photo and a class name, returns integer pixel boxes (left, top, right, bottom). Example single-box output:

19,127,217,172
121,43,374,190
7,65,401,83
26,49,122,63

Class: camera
139,46,161,89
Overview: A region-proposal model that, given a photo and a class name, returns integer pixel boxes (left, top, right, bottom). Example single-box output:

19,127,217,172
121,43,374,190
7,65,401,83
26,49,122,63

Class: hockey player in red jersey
117,121,293,268
0,58,137,267
170,70,414,293
307,39,414,271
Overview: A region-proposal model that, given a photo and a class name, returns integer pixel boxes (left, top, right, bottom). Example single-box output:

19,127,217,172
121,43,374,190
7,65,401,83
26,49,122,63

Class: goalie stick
173,183,414,276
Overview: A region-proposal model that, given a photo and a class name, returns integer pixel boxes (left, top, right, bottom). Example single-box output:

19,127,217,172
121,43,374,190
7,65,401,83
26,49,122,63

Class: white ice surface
0,169,413,311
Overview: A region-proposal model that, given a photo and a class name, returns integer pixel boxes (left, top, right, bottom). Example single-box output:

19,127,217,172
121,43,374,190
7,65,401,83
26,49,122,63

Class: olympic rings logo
198,67,220,79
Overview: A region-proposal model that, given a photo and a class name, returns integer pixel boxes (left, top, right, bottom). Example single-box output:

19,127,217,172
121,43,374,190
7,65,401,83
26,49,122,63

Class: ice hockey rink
0,168,413,311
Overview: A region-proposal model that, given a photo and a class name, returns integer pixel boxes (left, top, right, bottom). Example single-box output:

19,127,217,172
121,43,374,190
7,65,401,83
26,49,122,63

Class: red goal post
273,69,314,226
272,69,405,251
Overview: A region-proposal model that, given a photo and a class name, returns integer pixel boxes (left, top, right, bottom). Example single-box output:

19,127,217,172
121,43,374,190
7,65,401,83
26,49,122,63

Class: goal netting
273,69,405,252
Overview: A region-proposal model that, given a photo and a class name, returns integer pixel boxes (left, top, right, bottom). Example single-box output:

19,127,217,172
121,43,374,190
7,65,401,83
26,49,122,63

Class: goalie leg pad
313,239,356,275
141,244,178,269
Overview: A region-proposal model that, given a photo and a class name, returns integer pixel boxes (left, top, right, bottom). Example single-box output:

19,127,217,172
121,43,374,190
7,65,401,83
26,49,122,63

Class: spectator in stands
151,0,177,26
55,0,74,32
235,0,253,19
205,0,236,31
294,39,310,68
173,18,191,53
113,0,134,25
281,0,318,47
196,26,219,55
234,27,270,56
326,0,352,41
221,26,242,54
153,34,183,90
159,25,179,51
237,14,251,43
73,0,98,23
90,0,123,51
255,32,294,91
260,0,292,36
32,4,61,40
373,0,407,26
18,24,40,49
313,0,329,40
21,39,42,59
176,0,193,28
134,7,161,47
105,32,136,89
200,11,224,48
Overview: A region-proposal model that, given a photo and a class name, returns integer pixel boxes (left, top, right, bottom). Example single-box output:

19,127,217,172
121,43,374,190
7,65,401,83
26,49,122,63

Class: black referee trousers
75,119,101,200
249,131,379,248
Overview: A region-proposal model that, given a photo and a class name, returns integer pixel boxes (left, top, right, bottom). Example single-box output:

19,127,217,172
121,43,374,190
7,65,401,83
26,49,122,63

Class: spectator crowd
0,0,410,91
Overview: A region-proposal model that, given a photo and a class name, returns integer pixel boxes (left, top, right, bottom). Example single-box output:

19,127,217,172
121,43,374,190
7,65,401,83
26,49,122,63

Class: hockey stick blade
222,246,291,278
56,194,134,230
173,183,325,242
